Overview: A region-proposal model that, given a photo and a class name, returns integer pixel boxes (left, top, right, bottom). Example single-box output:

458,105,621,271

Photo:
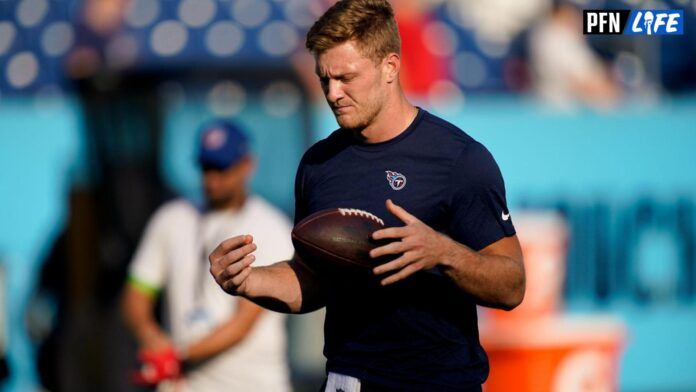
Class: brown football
291,208,392,271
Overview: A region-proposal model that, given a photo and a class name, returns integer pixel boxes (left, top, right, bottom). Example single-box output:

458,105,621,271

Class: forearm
121,286,169,347
130,320,166,345
439,238,525,310
182,312,257,361
243,260,325,314
242,262,301,313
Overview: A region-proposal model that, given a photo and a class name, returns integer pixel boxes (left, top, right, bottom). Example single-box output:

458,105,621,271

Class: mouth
332,105,351,114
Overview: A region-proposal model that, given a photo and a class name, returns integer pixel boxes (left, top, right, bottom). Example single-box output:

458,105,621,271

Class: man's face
201,157,251,209
315,41,387,130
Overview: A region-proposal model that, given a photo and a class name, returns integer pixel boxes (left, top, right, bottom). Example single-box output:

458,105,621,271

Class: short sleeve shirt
128,196,294,391
294,109,515,391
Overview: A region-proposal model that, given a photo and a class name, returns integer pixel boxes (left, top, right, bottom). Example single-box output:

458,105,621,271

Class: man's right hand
209,234,257,296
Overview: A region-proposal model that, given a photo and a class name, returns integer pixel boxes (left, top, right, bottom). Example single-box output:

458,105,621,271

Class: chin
336,115,366,130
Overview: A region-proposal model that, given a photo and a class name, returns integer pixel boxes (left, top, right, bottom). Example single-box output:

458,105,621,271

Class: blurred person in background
121,120,293,391
529,0,621,111
209,1,525,391
389,0,449,96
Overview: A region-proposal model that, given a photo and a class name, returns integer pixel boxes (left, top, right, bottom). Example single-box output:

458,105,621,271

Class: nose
325,79,344,105
203,170,221,187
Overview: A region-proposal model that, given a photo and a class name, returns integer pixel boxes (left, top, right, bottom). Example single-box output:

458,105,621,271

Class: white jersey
129,196,294,392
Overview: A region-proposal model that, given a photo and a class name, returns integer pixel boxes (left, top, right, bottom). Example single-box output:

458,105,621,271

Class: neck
210,192,247,212
360,92,418,144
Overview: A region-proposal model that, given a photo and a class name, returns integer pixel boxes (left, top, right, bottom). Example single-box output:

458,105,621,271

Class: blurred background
1,0,695,391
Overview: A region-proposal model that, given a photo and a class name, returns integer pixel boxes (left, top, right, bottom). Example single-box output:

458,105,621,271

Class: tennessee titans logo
385,170,407,190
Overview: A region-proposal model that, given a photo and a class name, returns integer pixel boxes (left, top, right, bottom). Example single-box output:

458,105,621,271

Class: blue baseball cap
197,120,250,170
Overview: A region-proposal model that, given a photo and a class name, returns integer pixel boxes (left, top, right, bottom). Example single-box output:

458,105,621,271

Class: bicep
448,142,515,251
129,211,171,290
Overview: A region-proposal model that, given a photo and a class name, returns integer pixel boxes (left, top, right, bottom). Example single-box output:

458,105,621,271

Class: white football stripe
338,208,384,226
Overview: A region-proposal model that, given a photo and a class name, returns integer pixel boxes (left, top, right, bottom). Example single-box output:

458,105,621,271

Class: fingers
386,199,417,225
209,236,256,285
372,226,410,240
222,265,253,293
209,234,253,261
372,200,421,239
220,242,257,265
381,263,423,286
218,253,256,282
370,240,406,258
370,201,432,285
372,252,416,275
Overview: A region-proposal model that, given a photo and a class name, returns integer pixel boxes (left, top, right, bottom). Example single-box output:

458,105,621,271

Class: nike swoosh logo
502,211,510,221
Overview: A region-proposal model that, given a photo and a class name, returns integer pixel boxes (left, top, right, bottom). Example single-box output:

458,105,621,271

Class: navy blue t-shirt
294,109,515,391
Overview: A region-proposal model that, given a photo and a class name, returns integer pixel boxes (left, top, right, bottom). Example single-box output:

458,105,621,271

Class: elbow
499,289,524,311
498,272,526,311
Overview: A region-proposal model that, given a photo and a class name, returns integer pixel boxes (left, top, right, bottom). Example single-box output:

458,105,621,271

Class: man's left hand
370,199,450,285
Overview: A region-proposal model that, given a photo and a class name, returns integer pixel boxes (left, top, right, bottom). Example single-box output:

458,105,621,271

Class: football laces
338,208,384,226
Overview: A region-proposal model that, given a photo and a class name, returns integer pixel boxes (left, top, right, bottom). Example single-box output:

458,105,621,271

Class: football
292,208,393,271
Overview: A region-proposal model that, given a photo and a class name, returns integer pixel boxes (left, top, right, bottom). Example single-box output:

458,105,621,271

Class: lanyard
193,219,210,307
191,210,237,311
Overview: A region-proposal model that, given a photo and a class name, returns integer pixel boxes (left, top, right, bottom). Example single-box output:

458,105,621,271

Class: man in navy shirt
209,1,525,391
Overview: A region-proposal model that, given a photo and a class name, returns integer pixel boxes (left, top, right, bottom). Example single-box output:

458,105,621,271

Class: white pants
325,372,361,392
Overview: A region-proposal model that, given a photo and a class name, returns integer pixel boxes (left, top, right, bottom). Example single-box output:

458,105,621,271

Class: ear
241,155,256,178
382,53,401,84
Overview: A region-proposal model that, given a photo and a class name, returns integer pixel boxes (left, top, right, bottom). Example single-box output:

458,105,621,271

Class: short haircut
305,0,401,64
